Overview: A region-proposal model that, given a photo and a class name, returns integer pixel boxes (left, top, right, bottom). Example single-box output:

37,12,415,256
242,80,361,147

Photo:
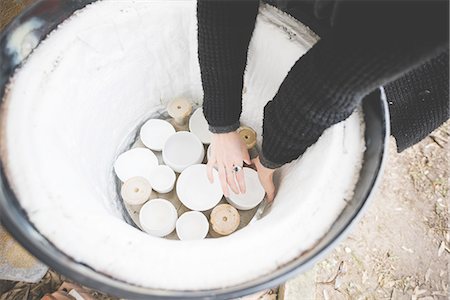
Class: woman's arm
197,0,259,133
260,0,449,168
197,0,259,197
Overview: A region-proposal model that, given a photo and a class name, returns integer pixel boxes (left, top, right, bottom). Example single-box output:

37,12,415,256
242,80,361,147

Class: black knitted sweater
197,0,449,168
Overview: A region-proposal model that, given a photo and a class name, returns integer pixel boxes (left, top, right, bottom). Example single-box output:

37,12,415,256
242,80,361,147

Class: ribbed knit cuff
208,121,240,134
259,150,285,169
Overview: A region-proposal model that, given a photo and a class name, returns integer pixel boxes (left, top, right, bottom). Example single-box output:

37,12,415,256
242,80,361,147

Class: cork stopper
167,98,193,130
210,204,240,236
237,126,257,150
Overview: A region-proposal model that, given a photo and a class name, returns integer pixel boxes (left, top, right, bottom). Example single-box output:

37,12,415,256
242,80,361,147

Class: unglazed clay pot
113,148,158,182
139,199,178,237
226,168,265,210
162,131,204,173
176,164,223,211
176,211,209,241
140,119,176,151
148,165,176,194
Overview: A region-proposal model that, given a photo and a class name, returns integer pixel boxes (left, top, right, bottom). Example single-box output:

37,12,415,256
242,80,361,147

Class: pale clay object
139,199,177,237
162,131,205,173
176,164,223,211
148,165,176,194
113,148,158,182
121,177,152,206
167,98,193,126
226,167,265,210
210,204,240,236
189,107,213,144
140,119,176,151
237,126,257,150
176,211,209,241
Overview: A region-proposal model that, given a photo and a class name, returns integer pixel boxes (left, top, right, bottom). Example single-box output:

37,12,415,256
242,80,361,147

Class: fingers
243,149,251,165
253,156,276,202
265,181,276,202
218,164,229,197
261,174,275,202
235,168,246,193
226,164,239,194
206,160,214,183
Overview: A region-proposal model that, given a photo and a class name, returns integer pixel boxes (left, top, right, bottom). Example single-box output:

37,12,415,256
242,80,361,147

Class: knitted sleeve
260,1,449,168
197,0,259,133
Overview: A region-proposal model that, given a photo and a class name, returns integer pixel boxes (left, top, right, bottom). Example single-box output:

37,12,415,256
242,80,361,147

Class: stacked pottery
113,99,265,240
111,100,209,240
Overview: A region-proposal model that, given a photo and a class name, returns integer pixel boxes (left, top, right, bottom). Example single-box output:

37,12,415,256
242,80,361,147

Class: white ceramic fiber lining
1,0,366,290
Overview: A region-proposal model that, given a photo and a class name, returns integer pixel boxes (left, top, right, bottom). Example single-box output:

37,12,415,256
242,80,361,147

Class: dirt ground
314,121,449,300
0,1,448,299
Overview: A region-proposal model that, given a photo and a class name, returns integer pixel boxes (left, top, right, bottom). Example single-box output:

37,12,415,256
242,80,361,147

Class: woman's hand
252,156,276,202
207,132,251,197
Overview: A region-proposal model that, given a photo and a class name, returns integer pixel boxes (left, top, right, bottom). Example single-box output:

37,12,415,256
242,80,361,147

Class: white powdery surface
1,0,366,291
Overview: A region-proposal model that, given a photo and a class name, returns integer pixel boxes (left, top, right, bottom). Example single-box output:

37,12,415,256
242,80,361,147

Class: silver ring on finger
232,164,243,173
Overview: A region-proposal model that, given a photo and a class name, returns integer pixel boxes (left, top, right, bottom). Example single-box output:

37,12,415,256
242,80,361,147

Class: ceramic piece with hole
113,148,158,182
176,211,209,241
148,165,176,194
139,199,178,237
176,164,223,211
189,107,213,144
167,98,193,128
210,204,240,236
162,131,205,173
140,119,176,151
226,167,265,210
237,126,257,150
121,177,152,206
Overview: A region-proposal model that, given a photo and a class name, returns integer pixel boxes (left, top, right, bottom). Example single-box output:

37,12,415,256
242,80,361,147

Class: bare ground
315,121,449,300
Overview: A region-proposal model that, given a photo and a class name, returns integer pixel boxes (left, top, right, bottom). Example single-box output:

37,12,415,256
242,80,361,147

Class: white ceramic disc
226,167,265,210
140,119,176,151
176,164,223,211
176,211,209,241
139,199,177,237
189,107,213,144
114,148,159,182
148,165,176,194
162,131,205,173
121,176,152,206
